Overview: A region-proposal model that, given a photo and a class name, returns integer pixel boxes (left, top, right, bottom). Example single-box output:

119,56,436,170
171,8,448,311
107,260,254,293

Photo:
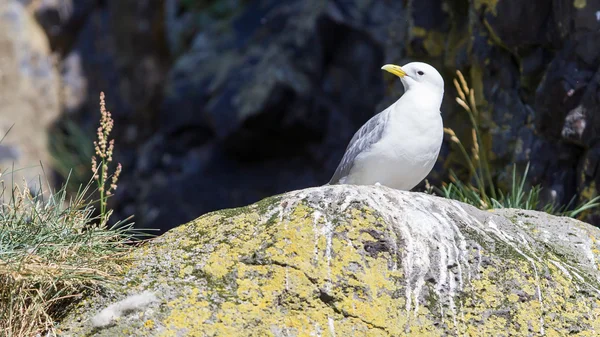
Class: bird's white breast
344,90,443,190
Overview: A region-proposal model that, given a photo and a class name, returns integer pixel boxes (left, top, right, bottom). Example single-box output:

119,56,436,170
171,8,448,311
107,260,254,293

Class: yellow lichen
178,265,193,278
144,319,154,329
507,293,519,303
161,288,213,336
71,190,600,336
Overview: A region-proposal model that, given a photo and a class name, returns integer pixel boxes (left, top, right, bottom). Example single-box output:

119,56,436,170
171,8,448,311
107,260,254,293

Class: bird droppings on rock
91,291,159,328
57,185,600,336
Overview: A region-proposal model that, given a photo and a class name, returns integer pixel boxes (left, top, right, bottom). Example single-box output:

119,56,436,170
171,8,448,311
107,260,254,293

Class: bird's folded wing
329,108,391,184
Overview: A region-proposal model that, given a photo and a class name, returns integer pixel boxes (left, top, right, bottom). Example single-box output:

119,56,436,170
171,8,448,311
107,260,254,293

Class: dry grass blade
443,127,460,143
471,129,479,161
453,78,466,101
469,89,478,117
455,97,471,112
456,70,469,96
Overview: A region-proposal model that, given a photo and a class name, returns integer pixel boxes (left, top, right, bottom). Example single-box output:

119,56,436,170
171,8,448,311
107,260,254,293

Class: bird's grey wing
329,109,391,184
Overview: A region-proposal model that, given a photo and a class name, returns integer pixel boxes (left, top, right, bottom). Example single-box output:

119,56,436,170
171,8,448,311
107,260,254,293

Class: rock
137,0,395,232
30,0,97,113
40,0,600,231
0,1,60,187
57,186,600,336
32,0,169,121
31,0,97,57
38,0,170,212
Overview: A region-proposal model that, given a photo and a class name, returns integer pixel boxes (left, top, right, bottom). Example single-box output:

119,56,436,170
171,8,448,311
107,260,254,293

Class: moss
411,27,446,57
473,0,499,15
573,0,587,9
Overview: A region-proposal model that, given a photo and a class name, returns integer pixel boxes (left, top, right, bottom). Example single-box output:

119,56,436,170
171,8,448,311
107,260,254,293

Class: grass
440,70,600,218
0,93,136,336
49,118,95,193
91,92,122,225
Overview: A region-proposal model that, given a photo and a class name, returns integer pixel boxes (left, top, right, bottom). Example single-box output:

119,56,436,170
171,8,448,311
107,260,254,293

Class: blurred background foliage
2,0,600,233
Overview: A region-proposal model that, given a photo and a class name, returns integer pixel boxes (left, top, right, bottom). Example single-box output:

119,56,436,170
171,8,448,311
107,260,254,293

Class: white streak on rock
321,213,334,292
271,185,600,333
91,292,158,328
475,245,482,278
312,322,322,337
550,259,571,280
339,194,355,212
328,316,336,337
313,210,322,263
485,221,546,334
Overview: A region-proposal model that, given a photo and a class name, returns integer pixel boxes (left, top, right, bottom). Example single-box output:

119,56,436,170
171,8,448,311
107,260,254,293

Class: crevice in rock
318,289,335,305
360,229,394,258
320,296,388,332
242,257,388,332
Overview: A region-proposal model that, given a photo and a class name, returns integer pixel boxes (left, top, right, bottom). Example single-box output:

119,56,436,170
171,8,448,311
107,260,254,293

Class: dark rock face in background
24,0,600,232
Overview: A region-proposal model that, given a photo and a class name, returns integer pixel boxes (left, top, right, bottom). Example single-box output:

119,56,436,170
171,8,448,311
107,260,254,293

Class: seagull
328,62,444,190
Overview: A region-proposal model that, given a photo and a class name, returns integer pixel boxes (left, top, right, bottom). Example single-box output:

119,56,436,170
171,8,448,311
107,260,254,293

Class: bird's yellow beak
381,64,406,78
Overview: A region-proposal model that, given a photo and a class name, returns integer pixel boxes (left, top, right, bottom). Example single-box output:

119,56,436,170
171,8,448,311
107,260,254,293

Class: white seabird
329,62,444,190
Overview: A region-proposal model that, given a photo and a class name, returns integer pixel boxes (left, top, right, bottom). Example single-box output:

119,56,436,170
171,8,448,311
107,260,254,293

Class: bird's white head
381,62,444,99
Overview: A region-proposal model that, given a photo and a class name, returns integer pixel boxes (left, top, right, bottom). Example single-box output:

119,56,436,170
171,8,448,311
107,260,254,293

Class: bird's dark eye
417,71,425,76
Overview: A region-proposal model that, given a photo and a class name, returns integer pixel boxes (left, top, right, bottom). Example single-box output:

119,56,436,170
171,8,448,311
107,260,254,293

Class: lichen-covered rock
58,185,600,336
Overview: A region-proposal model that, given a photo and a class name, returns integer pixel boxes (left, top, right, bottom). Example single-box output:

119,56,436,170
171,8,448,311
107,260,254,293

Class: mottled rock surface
58,186,600,336
0,1,61,186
